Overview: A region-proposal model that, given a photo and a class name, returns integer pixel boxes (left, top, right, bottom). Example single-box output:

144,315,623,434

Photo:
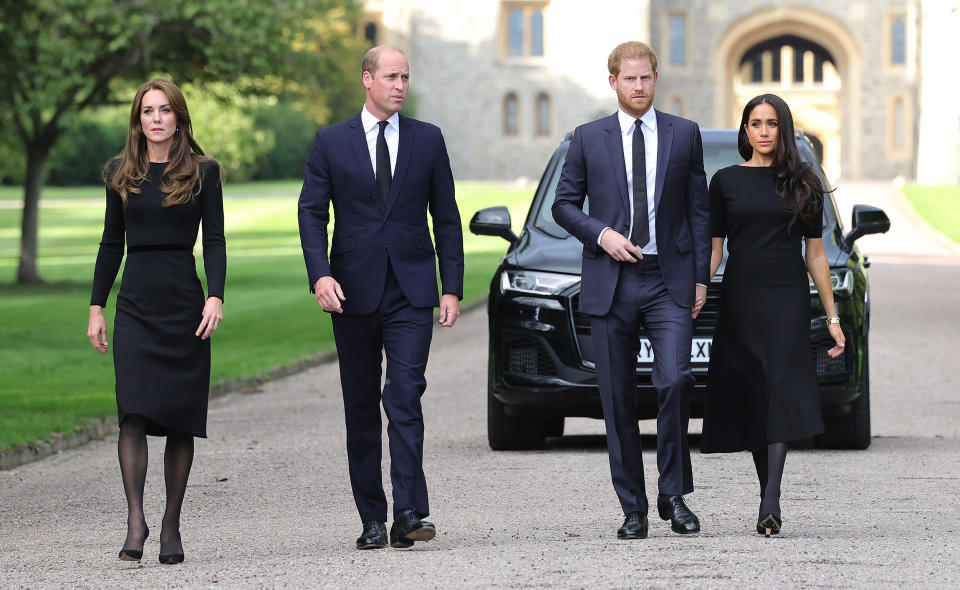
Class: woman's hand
827,322,846,358
196,297,223,340
88,305,109,354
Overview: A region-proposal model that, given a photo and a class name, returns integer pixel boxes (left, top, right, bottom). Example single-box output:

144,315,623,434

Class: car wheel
487,383,547,450
817,351,871,450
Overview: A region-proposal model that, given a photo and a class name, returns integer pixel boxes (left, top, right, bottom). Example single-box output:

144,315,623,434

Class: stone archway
713,7,862,179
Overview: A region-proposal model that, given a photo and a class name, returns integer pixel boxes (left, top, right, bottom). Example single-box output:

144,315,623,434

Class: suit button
385,219,390,225
380,246,387,252
623,225,628,231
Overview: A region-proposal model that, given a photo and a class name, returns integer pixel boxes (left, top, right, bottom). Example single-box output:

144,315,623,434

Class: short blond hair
607,41,659,76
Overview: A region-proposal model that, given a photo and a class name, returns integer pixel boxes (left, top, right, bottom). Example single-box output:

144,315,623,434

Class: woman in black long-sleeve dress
86,78,225,564
701,94,844,537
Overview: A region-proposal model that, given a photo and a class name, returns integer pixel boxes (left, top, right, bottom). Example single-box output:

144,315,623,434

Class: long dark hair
104,78,213,207
737,93,829,231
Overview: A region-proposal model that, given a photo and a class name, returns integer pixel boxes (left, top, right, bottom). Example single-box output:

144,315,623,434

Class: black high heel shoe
757,514,782,537
118,525,149,562
158,552,184,565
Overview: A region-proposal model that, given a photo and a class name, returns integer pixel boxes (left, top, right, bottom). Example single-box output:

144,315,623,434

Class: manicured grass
902,184,960,245
0,180,532,450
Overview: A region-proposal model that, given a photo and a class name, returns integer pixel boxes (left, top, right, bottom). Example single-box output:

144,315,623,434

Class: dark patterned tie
376,120,391,205
632,119,650,248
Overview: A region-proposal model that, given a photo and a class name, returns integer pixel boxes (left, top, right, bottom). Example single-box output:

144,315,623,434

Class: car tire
487,383,547,450
817,352,871,450
544,417,565,438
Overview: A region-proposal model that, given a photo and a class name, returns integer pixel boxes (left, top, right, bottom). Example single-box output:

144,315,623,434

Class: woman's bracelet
826,316,840,325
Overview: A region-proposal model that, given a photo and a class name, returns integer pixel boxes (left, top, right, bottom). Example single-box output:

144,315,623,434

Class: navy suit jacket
552,110,710,316
298,113,464,315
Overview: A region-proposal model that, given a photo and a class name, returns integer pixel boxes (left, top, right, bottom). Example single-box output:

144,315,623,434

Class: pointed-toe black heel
757,514,782,537
118,525,149,562
158,552,185,565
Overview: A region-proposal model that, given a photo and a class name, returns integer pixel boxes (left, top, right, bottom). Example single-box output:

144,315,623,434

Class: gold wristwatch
826,316,840,325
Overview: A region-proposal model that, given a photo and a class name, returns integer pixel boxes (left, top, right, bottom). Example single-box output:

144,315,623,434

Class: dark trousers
331,264,434,523
590,256,695,515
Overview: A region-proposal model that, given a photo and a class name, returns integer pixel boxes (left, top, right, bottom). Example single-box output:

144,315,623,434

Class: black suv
471,129,890,451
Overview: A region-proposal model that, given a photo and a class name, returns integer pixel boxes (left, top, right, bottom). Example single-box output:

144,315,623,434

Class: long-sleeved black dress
701,165,825,453
91,160,226,437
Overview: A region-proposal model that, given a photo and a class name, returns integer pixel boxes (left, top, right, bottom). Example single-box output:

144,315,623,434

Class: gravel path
1,182,958,589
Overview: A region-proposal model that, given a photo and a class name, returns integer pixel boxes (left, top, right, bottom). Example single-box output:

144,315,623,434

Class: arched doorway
713,8,862,179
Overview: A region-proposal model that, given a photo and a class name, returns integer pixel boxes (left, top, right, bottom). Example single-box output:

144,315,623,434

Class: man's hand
314,276,345,313
438,294,460,327
600,229,642,262
691,284,707,319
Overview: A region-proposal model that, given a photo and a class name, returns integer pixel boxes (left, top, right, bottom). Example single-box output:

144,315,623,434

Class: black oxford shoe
617,511,648,539
657,494,701,534
356,520,388,550
390,508,436,548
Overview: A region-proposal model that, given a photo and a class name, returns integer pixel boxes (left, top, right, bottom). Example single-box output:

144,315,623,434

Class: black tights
752,442,788,518
118,414,194,556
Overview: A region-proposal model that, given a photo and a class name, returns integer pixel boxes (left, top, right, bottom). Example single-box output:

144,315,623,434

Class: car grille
811,332,848,376
503,335,557,376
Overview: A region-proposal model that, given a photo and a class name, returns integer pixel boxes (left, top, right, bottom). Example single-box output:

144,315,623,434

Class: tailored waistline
127,244,193,253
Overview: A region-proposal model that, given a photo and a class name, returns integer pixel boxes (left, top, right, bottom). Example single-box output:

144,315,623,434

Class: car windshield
533,132,838,238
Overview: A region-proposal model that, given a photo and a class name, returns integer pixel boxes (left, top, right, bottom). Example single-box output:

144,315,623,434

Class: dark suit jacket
552,110,710,316
298,113,464,315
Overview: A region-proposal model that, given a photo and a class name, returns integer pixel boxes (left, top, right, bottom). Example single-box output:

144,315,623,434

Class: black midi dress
700,165,825,453
91,160,226,437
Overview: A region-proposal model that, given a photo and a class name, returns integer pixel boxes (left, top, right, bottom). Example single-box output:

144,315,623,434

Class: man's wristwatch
826,316,840,325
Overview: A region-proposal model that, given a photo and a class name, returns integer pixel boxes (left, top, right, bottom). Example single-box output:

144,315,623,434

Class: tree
0,0,365,283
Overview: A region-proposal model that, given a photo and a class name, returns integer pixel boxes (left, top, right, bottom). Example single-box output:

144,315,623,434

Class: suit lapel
348,113,385,213
386,115,415,215
602,113,630,217
653,110,673,211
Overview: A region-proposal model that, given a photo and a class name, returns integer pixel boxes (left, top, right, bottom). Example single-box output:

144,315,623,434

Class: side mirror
470,206,518,244
843,204,890,249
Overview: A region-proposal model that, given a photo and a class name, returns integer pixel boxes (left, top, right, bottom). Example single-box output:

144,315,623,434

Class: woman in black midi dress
87,79,225,564
700,94,844,537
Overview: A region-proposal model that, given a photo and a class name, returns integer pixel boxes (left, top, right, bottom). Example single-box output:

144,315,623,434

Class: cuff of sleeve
597,227,611,246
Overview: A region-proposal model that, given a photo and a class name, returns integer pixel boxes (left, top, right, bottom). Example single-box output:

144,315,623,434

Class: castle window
535,93,551,136
502,2,549,58
364,22,378,46
668,14,686,66
504,93,519,136
891,16,906,65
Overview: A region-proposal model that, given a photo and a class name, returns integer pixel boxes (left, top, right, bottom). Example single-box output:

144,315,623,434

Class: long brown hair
104,78,212,207
737,93,831,231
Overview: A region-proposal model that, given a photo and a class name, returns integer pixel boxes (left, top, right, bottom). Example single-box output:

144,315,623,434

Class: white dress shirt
597,108,659,254
360,106,399,177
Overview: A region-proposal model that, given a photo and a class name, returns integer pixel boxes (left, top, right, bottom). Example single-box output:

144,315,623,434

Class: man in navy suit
552,41,710,539
298,45,464,550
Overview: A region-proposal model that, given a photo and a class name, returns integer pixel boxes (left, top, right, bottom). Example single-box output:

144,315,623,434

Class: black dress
91,160,226,437
701,165,824,453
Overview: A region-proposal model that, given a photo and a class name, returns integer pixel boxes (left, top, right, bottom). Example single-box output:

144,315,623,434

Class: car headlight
809,268,853,296
501,270,580,295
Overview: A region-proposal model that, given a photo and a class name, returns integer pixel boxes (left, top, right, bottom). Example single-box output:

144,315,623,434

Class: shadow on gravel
544,433,704,451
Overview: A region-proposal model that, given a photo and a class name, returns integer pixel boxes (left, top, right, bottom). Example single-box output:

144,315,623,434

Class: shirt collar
361,106,400,134
618,107,658,135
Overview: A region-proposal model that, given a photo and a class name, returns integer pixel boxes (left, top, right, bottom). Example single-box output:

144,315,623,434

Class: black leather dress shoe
390,508,436,548
356,520,388,550
617,511,648,539
657,494,701,534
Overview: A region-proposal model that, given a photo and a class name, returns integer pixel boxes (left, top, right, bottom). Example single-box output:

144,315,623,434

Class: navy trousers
590,255,695,516
331,264,434,523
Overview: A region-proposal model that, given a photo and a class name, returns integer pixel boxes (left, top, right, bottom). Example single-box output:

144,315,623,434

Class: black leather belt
127,244,193,253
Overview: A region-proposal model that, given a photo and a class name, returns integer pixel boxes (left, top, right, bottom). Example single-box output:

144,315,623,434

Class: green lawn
0,180,533,450
902,184,960,245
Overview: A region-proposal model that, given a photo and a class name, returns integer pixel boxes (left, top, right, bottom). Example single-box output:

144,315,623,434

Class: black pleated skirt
113,249,209,437
701,255,825,453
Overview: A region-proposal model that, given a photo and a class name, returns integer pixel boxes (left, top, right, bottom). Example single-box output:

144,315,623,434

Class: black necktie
376,120,392,205
632,119,650,248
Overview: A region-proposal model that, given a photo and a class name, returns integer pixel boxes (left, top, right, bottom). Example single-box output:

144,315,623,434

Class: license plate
637,338,712,364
